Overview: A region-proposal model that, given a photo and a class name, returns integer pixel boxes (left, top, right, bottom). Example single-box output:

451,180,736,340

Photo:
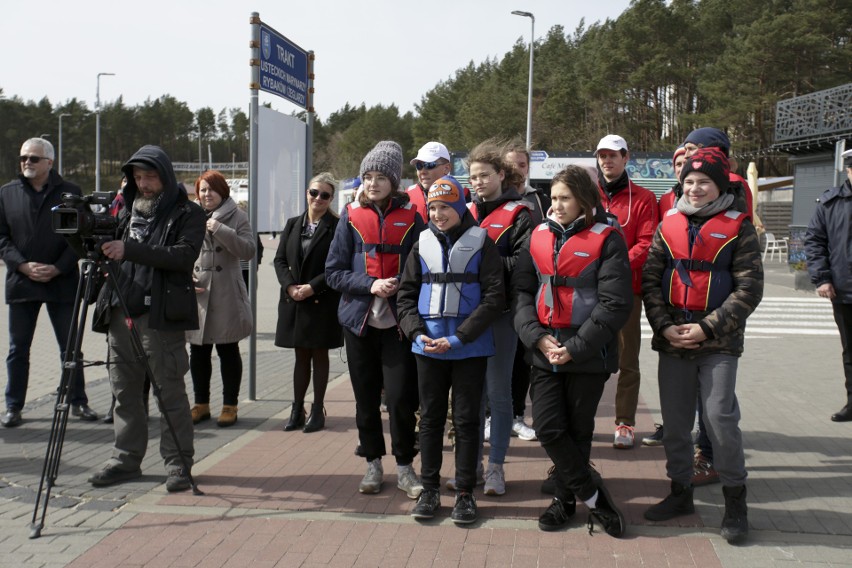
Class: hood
120,145,181,214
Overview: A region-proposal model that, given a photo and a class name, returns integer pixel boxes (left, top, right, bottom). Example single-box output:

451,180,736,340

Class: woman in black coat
274,172,343,433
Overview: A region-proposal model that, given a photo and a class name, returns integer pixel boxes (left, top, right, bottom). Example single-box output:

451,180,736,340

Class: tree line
2,0,849,190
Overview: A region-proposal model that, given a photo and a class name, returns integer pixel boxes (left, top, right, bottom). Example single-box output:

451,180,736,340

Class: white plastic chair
762,232,788,262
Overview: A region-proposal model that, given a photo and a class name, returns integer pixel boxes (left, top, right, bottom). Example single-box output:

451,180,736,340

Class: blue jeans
5,301,88,411
479,311,516,465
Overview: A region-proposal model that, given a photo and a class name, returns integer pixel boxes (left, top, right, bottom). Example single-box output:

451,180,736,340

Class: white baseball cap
410,141,451,165
595,134,629,155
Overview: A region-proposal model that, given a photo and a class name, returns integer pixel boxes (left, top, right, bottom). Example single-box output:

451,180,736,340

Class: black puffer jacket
93,145,206,331
0,170,82,303
511,210,633,374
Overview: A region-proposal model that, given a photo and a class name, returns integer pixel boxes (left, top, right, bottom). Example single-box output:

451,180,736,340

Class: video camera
51,192,118,237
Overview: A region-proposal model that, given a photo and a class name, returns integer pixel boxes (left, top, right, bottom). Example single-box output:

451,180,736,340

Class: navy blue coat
806,179,852,303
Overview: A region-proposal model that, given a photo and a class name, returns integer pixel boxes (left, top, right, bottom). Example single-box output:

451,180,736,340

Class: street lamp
511,10,535,149
58,113,71,175
95,72,115,192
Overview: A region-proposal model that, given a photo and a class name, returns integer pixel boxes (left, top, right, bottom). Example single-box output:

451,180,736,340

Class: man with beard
87,145,205,492
0,137,98,427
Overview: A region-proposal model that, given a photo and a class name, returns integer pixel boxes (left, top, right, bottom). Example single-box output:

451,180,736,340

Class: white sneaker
359,458,383,494
511,416,537,441
483,416,491,443
446,463,484,491
613,423,635,449
483,462,506,496
397,464,424,499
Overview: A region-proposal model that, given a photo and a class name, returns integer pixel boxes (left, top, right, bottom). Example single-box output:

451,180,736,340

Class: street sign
530,150,549,162
259,23,308,108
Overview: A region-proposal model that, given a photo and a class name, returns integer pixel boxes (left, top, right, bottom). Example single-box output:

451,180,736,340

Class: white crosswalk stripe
641,297,838,338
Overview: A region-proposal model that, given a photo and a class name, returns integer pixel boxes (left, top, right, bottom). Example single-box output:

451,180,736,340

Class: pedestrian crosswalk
641,297,838,338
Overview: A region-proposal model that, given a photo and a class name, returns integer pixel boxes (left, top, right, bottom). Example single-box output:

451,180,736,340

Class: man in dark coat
0,137,98,427
805,149,852,422
87,145,205,492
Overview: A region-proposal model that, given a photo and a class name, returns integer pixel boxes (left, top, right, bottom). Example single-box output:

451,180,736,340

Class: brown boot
217,405,238,427
191,404,211,424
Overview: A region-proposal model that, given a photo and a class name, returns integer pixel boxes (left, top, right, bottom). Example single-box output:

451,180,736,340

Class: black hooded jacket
93,145,206,331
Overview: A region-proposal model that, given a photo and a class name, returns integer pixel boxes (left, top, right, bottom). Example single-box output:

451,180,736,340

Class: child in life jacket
397,175,504,525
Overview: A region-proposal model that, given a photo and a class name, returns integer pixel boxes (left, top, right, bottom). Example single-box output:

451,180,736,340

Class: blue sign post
258,23,308,109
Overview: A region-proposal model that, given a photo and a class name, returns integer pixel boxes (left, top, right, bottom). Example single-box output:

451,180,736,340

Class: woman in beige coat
187,171,255,427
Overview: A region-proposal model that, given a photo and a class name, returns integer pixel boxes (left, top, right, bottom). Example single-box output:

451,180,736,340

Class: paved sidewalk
1,251,851,567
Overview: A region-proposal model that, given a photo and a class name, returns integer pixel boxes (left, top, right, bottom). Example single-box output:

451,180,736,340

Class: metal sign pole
306,51,315,195
248,12,261,400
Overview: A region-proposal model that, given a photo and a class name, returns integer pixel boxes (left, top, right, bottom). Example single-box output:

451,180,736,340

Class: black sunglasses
20,155,48,164
415,161,445,171
309,188,332,200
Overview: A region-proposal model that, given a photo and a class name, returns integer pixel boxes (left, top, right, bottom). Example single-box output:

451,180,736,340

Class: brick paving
1,248,852,566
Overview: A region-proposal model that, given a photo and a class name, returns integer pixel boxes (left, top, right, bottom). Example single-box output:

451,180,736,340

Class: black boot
303,405,326,433
283,402,305,431
644,482,694,521
721,485,748,544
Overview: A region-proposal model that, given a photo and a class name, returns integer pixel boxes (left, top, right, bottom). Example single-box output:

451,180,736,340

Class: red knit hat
680,147,730,191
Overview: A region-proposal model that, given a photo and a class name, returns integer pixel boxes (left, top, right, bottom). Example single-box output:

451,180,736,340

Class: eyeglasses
469,171,495,183
20,155,48,164
308,188,332,200
414,161,445,171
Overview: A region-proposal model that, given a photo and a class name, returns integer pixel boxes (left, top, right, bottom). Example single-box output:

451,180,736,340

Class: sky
1,0,632,122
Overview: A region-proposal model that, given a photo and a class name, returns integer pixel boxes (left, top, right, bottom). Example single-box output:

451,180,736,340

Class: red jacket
598,180,658,295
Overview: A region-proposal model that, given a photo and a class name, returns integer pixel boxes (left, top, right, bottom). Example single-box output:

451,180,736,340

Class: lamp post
95,72,115,192
58,113,71,175
511,10,535,149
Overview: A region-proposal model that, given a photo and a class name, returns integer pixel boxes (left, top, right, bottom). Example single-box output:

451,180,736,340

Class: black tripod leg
30,260,95,538
101,260,203,496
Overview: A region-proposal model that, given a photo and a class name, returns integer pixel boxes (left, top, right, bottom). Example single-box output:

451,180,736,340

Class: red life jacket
347,201,417,279
660,209,745,311
529,222,614,328
658,189,677,219
469,201,527,256
406,184,429,223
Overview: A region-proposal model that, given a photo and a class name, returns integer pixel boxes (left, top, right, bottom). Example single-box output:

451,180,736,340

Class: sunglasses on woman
309,188,332,200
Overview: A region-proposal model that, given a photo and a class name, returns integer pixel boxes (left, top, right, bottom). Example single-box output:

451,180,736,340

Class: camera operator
0,137,99,428
87,145,206,492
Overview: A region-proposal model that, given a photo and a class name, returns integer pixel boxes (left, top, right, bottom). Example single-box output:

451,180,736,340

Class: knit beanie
359,141,403,190
427,176,467,220
680,147,730,191
684,127,731,156
673,144,686,162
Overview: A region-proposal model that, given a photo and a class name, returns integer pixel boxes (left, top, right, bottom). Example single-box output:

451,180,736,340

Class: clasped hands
536,334,572,365
662,323,707,349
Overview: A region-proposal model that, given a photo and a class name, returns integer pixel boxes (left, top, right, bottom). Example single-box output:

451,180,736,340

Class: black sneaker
588,484,625,538
411,488,441,519
642,424,664,446
538,497,576,531
644,482,694,521
166,468,192,492
88,466,142,487
451,491,477,525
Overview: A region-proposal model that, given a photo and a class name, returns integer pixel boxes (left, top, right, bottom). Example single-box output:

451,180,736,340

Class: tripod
30,241,203,539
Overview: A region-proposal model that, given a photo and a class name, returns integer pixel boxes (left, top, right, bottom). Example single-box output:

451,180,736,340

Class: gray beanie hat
359,141,403,190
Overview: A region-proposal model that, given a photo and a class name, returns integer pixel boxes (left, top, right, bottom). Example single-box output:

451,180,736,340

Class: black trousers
511,337,531,417
833,302,852,403
344,327,419,465
530,367,607,502
416,355,486,492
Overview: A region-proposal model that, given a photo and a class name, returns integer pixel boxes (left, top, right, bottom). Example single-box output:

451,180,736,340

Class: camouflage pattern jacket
641,213,763,358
